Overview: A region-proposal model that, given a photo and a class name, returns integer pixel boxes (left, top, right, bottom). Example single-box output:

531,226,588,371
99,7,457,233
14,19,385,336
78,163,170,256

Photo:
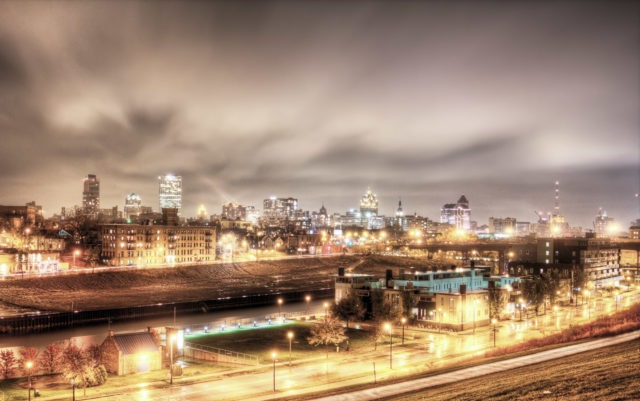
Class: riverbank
0,255,442,314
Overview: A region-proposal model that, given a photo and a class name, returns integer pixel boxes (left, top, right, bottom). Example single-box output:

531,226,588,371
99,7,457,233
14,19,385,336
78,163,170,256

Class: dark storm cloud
0,0,638,225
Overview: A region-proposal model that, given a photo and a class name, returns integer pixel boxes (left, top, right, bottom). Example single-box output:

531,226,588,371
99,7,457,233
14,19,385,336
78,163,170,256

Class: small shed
101,330,161,375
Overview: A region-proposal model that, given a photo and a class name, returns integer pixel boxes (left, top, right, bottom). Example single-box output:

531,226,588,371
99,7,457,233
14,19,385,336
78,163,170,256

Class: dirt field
0,255,442,313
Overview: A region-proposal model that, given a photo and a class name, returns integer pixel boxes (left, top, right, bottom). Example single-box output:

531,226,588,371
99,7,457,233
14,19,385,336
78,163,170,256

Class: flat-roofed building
101,224,215,267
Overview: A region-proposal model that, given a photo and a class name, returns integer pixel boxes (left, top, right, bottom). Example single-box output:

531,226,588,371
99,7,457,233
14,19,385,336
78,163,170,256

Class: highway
86,327,640,401
310,330,640,401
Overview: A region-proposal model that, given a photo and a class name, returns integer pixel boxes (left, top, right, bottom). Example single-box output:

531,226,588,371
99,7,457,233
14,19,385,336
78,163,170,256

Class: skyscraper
440,195,471,230
359,188,378,217
158,174,182,215
263,197,298,220
82,174,100,217
124,193,142,219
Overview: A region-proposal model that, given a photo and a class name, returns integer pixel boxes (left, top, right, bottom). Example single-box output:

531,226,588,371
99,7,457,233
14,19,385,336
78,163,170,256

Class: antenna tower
554,180,560,217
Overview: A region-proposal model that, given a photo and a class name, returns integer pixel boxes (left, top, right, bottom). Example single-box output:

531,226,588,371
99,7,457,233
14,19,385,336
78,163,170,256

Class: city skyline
0,1,638,227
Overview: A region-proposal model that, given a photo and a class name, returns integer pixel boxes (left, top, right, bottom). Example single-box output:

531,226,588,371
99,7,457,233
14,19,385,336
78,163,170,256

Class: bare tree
370,288,401,322
61,344,92,396
19,347,39,374
488,286,505,319
0,349,17,379
307,315,348,359
39,343,62,375
370,323,386,351
332,291,365,328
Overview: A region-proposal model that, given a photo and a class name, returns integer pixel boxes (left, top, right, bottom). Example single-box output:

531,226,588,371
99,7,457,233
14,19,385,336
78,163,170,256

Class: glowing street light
287,331,294,366
277,298,283,317
323,302,329,318
384,323,393,369
73,250,80,269
305,295,311,315
271,351,277,392
26,360,33,401
169,335,175,385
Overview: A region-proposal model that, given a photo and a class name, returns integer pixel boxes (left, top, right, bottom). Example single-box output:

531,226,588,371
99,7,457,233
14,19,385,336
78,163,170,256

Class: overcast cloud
0,1,638,227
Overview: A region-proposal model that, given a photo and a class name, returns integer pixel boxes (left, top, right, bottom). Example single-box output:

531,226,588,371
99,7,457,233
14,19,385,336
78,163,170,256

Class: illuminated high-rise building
197,204,208,220
440,195,471,230
82,174,100,217
263,197,298,219
359,188,378,217
124,193,142,219
158,174,182,215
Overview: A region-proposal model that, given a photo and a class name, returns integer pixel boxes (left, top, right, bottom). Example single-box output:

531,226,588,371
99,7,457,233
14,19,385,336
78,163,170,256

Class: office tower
359,188,378,217
440,195,471,230
82,174,100,217
124,193,142,219
263,197,298,219
159,174,182,215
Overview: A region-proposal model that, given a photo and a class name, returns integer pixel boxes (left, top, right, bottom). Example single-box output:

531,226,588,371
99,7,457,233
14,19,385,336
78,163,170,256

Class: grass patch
386,338,640,401
486,303,640,357
185,321,374,362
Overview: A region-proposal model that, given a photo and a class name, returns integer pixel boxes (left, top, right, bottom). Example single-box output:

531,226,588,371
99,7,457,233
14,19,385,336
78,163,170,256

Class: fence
183,342,259,366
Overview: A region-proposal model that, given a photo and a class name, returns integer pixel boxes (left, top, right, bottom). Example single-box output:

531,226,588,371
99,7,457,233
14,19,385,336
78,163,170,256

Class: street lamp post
287,331,294,367
518,298,524,321
272,352,277,392
584,290,591,319
473,299,478,334
323,302,329,319
169,335,175,385
491,318,497,348
277,298,283,317
401,317,406,345
384,323,393,369
26,360,33,401
305,295,311,315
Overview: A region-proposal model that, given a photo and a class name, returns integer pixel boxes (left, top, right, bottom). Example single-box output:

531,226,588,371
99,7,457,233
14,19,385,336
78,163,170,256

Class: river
0,299,330,348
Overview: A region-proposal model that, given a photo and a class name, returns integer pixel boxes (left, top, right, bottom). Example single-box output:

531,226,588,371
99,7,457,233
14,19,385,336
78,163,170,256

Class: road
310,329,640,401
46,289,638,401
87,327,640,401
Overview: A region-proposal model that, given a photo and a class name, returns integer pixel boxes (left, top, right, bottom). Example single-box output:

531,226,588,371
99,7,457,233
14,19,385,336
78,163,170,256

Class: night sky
0,1,638,227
